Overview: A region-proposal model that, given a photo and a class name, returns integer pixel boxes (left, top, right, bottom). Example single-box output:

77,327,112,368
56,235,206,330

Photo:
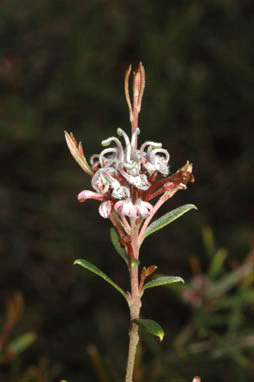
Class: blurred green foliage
0,0,253,381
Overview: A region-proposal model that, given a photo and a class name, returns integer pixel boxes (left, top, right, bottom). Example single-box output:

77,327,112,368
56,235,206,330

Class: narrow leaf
133,318,164,341
206,262,254,298
208,248,228,279
202,225,216,257
74,259,128,300
143,204,197,241
8,332,36,354
110,227,128,265
143,276,184,291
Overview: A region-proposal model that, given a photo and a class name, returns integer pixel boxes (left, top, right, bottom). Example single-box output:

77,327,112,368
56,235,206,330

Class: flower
85,126,170,218
114,198,138,218
114,198,153,219
77,190,105,202
135,198,153,218
99,200,113,219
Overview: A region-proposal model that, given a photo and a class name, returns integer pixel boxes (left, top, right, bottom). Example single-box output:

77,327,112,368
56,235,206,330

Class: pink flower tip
77,190,105,203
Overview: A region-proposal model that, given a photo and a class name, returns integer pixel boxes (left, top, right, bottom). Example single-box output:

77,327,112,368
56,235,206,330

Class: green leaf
143,276,184,291
133,318,164,341
208,248,228,279
8,332,36,354
143,204,197,241
110,227,128,265
202,225,216,257
206,262,254,298
74,258,128,301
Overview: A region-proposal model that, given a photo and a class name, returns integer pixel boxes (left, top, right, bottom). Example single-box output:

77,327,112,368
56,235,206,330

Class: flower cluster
65,63,194,226
77,127,170,219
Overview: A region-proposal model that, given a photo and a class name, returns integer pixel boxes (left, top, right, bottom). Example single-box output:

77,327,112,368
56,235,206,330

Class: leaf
133,318,164,341
110,227,128,265
206,262,254,298
8,332,36,354
208,248,228,279
143,204,197,241
202,225,216,257
74,258,128,301
143,276,184,291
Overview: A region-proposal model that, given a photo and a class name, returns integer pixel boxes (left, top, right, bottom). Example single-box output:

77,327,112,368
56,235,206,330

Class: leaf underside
133,318,165,341
110,227,129,265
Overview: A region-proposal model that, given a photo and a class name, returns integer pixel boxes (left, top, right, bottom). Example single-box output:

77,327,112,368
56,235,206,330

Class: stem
125,265,141,382
125,321,140,382
125,219,141,382
138,186,179,244
138,194,166,243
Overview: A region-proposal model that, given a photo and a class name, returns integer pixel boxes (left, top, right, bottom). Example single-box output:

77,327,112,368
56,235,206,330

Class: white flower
118,163,150,190
76,127,173,220
91,168,117,193
111,185,130,199
143,146,169,176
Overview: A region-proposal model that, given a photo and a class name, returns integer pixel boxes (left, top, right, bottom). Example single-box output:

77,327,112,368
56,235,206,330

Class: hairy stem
125,264,141,382
125,321,140,382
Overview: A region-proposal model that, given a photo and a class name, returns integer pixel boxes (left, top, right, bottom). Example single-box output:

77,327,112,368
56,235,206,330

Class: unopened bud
99,200,112,219
124,65,133,122
133,62,145,113
133,68,141,97
145,265,158,277
124,62,145,126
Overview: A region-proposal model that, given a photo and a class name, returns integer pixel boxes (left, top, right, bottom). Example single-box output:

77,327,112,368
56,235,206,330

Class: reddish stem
125,219,142,382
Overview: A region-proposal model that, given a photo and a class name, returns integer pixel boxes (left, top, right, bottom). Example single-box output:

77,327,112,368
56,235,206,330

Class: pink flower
114,198,138,218
114,198,153,219
99,200,113,219
135,198,153,218
77,190,105,202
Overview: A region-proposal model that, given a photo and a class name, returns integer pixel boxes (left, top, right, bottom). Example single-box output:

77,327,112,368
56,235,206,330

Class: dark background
0,1,253,381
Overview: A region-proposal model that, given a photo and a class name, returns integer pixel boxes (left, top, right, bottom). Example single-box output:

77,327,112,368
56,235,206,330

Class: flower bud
99,200,112,219
133,62,145,113
124,62,145,126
